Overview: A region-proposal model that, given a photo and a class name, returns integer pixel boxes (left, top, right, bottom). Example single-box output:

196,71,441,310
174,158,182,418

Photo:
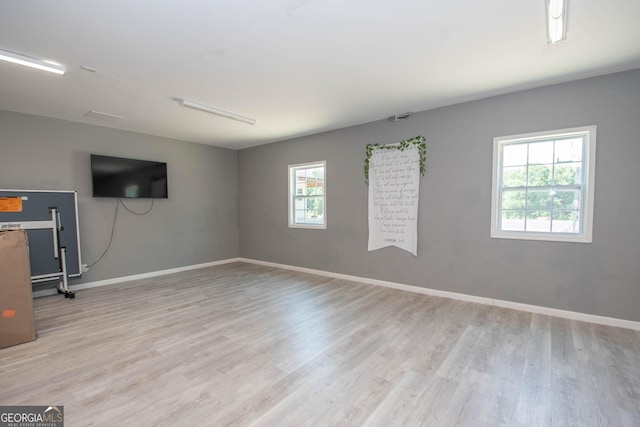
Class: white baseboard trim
32,258,242,298
237,257,640,331
33,256,640,331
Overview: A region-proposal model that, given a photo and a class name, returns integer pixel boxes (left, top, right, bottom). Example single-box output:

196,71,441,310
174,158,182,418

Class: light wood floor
1,262,639,426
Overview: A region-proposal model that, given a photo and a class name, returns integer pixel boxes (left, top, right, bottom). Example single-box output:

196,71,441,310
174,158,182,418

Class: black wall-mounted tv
91,154,168,199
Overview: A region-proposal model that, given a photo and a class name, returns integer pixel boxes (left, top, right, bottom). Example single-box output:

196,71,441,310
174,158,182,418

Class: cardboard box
0,229,36,349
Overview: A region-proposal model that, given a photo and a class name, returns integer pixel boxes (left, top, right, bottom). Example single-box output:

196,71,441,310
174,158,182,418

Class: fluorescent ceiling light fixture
0,48,66,75
178,98,256,125
546,0,568,44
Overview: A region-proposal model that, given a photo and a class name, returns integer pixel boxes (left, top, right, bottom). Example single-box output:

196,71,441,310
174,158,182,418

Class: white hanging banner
367,144,420,256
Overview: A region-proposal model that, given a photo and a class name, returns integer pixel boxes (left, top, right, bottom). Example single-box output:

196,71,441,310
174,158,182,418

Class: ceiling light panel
0,48,66,75
546,0,568,44
178,99,256,125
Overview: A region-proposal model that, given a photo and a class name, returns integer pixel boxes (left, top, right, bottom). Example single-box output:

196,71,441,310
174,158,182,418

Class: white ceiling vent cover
84,110,124,121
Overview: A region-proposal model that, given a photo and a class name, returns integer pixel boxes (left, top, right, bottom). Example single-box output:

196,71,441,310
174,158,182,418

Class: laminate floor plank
1,262,639,426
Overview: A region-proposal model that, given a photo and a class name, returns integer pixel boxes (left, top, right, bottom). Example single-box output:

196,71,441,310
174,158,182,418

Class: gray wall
238,69,640,322
0,111,239,285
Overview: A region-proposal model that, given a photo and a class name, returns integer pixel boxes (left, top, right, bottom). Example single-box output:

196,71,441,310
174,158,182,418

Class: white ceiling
1,1,640,150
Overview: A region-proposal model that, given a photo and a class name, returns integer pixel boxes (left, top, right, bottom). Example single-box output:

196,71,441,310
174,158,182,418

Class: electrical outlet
82,264,89,273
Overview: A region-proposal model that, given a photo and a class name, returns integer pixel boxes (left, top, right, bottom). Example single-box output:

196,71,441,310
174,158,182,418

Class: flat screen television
91,154,168,198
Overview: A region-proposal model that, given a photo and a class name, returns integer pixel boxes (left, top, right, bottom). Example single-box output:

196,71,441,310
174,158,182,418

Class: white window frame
491,126,596,243
288,161,326,229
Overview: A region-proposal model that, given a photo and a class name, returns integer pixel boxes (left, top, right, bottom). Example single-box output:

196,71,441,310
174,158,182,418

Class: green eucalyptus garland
364,135,426,184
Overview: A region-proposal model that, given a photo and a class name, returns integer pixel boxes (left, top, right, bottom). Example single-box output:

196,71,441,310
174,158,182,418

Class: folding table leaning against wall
0,190,82,299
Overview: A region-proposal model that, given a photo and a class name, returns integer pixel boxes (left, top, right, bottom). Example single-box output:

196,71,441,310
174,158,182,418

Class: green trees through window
501,161,580,221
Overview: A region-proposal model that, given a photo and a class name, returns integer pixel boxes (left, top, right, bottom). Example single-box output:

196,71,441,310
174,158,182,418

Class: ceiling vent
388,112,413,122
83,110,124,121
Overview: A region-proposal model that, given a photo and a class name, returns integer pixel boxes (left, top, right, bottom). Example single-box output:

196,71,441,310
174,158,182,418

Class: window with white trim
491,126,596,243
288,161,326,229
